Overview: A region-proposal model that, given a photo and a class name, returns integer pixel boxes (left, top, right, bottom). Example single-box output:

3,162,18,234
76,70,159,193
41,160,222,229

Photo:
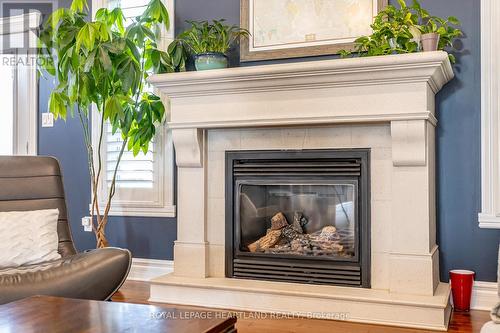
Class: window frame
0,12,40,156
91,0,176,218
479,0,500,228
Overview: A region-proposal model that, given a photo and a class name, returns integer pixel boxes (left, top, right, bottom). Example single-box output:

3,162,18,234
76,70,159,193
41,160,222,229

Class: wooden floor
113,281,491,333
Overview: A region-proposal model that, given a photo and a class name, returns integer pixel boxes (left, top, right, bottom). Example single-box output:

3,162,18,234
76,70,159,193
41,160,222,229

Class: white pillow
0,209,62,268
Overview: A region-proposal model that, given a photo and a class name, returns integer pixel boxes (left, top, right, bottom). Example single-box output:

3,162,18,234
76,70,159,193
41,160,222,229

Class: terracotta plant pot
421,33,440,52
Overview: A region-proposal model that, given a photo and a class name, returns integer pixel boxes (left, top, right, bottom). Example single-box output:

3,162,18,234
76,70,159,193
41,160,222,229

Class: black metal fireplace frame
225,149,371,288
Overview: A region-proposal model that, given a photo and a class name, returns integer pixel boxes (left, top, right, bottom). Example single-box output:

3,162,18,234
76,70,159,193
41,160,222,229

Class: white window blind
106,126,155,189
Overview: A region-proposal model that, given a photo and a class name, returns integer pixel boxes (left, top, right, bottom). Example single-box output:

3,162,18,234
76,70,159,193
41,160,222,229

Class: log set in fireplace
225,150,371,287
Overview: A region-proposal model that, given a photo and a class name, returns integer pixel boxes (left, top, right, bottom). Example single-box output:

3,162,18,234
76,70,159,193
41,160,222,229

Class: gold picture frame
240,0,388,62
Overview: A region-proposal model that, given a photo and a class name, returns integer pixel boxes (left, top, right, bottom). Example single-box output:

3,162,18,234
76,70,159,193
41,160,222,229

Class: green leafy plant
340,0,462,62
38,0,176,248
165,38,189,71
411,0,462,61
340,0,420,58
174,19,249,56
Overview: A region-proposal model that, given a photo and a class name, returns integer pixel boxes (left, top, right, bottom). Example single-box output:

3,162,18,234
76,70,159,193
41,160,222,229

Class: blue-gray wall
37,0,499,281
426,1,500,283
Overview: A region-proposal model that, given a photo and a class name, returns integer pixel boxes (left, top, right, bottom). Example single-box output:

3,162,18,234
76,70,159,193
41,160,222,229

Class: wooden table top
0,295,237,333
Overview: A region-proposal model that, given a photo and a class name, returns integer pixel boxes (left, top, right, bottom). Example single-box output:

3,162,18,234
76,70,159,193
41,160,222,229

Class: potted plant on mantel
38,0,178,248
340,0,462,63
171,20,249,71
411,0,462,53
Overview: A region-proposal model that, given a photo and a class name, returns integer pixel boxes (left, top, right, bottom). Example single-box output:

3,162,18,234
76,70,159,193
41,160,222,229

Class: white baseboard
471,281,498,311
129,262,498,311
127,258,173,282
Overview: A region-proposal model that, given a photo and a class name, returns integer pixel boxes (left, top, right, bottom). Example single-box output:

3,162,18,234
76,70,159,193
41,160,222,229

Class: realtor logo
0,1,57,53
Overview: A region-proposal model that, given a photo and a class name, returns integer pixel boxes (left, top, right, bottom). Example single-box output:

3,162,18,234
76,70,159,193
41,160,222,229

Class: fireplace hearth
225,150,370,287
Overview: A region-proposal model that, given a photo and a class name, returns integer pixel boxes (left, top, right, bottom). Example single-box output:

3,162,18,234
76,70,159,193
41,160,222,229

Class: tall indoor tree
38,0,180,247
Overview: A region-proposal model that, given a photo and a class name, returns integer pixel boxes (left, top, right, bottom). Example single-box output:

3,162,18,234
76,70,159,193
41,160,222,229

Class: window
0,60,15,155
479,0,500,228
106,125,155,190
0,12,39,156
92,0,175,217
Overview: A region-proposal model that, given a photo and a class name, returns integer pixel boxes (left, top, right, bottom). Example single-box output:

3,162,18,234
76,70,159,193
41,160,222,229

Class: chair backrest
0,156,77,257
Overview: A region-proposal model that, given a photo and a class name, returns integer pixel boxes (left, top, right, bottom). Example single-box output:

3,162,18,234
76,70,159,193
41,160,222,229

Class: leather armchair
0,156,131,304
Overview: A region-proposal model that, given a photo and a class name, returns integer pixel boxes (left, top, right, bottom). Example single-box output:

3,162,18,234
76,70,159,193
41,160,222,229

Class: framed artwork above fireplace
240,0,388,61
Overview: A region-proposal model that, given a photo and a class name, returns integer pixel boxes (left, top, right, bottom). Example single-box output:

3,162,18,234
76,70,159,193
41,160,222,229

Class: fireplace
151,53,454,330
225,149,370,287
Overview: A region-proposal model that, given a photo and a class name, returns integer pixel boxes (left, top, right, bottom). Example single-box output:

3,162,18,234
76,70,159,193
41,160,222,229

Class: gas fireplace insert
225,149,370,287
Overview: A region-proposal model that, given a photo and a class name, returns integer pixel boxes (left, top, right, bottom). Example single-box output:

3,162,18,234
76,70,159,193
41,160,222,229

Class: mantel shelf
149,51,453,98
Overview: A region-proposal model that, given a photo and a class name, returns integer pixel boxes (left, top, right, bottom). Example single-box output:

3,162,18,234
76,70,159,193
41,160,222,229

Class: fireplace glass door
237,181,357,261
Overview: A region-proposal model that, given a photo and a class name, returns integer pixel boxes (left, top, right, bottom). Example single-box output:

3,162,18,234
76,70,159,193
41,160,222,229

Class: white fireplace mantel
149,51,455,331
150,51,452,126
150,52,453,168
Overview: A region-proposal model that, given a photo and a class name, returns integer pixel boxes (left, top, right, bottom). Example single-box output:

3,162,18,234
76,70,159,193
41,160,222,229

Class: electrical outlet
81,216,92,232
42,113,54,127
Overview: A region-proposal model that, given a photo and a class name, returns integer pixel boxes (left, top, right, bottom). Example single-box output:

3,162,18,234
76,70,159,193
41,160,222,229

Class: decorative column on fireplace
225,149,370,287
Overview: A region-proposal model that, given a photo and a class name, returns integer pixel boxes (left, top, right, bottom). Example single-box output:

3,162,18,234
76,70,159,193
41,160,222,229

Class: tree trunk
96,215,109,248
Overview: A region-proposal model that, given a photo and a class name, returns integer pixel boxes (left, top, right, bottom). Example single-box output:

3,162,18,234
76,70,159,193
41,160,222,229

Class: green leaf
48,91,68,120
70,0,87,13
139,142,147,155
142,0,169,28
104,38,126,54
117,58,139,93
83,49,96,72
127,131,136,150
104,95,124,121
99,47,112,72
95,8,108,21
404,12,412,23
95,22,110,41
76,23,96,51
44,8,72,29
132,141,141,156
58,26,78,49
68,73,78,105
448,16,460,25
121,105,133,135
112,8,125,34
125,39,141,63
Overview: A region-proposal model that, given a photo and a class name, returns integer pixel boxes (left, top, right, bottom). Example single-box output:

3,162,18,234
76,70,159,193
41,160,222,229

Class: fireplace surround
149,51,455,330
225,149,370,287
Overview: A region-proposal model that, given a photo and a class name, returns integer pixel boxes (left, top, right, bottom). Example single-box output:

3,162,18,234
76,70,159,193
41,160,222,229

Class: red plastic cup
449,269,475,311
